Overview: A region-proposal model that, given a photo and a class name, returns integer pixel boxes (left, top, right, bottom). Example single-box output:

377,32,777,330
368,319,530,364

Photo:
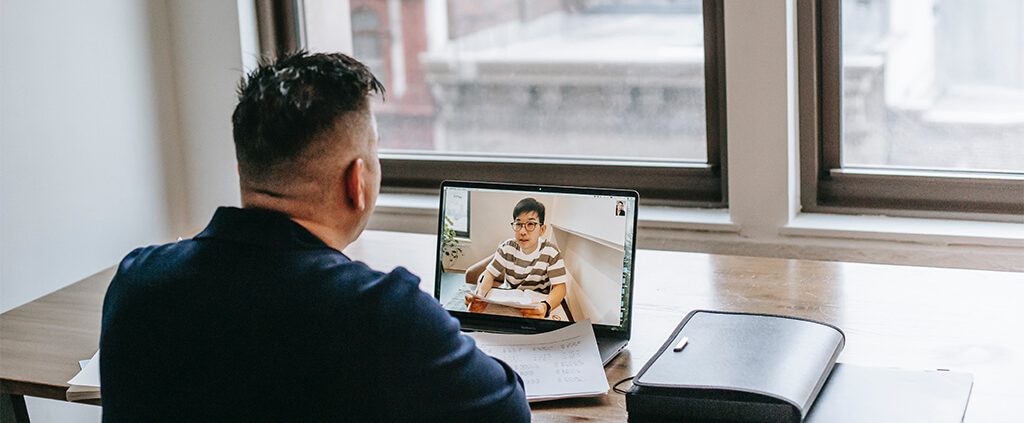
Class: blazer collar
194,207,339,252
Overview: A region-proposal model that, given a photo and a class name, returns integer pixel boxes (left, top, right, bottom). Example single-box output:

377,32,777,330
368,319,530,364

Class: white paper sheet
477,288,546,309
468,320,609,402
68,350,101,387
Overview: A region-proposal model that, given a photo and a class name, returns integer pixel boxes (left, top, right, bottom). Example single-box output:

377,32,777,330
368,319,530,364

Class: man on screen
99,51,529,422
466,198,568,319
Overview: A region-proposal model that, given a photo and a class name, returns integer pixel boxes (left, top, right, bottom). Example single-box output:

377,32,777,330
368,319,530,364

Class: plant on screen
441,216,464,269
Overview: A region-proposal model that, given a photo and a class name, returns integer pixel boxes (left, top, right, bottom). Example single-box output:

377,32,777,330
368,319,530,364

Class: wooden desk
2,230,1022,422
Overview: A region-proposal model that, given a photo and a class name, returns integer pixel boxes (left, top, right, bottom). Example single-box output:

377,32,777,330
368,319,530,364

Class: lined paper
468,320,609,402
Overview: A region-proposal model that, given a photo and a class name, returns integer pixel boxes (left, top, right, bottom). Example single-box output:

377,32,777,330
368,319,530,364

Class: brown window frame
263,0,729,207
798,0,1024,219
255,0,306,58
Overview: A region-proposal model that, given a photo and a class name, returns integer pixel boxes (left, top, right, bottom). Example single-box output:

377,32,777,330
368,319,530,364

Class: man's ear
344,158,367,211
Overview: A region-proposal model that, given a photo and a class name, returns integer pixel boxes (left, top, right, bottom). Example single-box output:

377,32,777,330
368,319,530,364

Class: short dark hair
513,198,545,224
231,51,385,178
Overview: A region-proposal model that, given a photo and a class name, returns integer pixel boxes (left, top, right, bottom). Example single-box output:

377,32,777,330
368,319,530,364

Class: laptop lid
434,180,638,343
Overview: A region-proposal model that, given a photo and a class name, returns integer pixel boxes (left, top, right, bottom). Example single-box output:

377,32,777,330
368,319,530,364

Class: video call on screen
437,187,634,327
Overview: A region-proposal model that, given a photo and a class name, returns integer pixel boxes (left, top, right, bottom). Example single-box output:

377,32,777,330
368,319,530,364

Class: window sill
782,213,1024,248
637,206,738,233
378,193,1022,247
375,193,740,233
375,193,438,216
372,194,1022,271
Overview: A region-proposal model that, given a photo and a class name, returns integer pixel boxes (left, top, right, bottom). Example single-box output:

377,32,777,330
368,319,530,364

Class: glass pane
444,188,470,237
841,0,1024,173
351,8,380,31
346,0,708,163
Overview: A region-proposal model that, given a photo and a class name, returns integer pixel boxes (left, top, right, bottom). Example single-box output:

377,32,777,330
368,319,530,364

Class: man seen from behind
99,51,530,422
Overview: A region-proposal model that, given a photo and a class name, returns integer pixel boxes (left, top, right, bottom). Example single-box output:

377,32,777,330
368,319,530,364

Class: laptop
433,180,639,365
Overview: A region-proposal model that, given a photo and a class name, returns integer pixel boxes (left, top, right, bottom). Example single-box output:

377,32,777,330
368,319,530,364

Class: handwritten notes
468,320,609,402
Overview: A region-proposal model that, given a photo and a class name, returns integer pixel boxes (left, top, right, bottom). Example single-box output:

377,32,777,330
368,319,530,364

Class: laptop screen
434,181,638,335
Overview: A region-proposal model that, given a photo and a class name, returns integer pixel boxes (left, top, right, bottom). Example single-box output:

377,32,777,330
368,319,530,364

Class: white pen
673,336,689,352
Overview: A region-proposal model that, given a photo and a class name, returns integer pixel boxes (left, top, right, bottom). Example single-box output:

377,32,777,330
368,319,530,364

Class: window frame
255,0,306,58
268,0,729,207
798,0,1024,219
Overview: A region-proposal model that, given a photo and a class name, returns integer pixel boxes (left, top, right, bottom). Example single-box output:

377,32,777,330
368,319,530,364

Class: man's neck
289,216,355,251
241,191,357,252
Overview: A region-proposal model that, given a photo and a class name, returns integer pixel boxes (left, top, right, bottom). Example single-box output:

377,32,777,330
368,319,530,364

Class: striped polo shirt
485,238,567,294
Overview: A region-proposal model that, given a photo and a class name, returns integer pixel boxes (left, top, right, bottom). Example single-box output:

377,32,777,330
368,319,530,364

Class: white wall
548,195,626,248
0,0,245,421
552,227,625,325
546,195,628,325
165,0,243,226
1,0,179,311
1,1,177,421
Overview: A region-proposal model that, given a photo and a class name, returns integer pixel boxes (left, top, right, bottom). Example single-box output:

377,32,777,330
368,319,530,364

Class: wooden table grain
2,230,1022,422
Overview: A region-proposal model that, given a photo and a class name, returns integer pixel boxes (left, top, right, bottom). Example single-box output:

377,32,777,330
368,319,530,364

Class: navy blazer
100,207,529,422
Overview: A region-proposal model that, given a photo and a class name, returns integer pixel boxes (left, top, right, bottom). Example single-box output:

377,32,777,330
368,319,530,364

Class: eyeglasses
511,221,540,232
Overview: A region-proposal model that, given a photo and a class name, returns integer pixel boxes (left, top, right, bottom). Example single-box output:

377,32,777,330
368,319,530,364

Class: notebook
433,180,639,365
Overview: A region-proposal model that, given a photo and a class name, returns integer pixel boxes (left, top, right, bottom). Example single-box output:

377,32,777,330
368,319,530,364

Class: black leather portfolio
626,310,845,423
625,310,975,423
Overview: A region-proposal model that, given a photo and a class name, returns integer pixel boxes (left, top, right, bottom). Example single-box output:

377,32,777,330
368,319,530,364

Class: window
295,0,728,206
351,8,388,85
444,187,470,238
799,0,1024,218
